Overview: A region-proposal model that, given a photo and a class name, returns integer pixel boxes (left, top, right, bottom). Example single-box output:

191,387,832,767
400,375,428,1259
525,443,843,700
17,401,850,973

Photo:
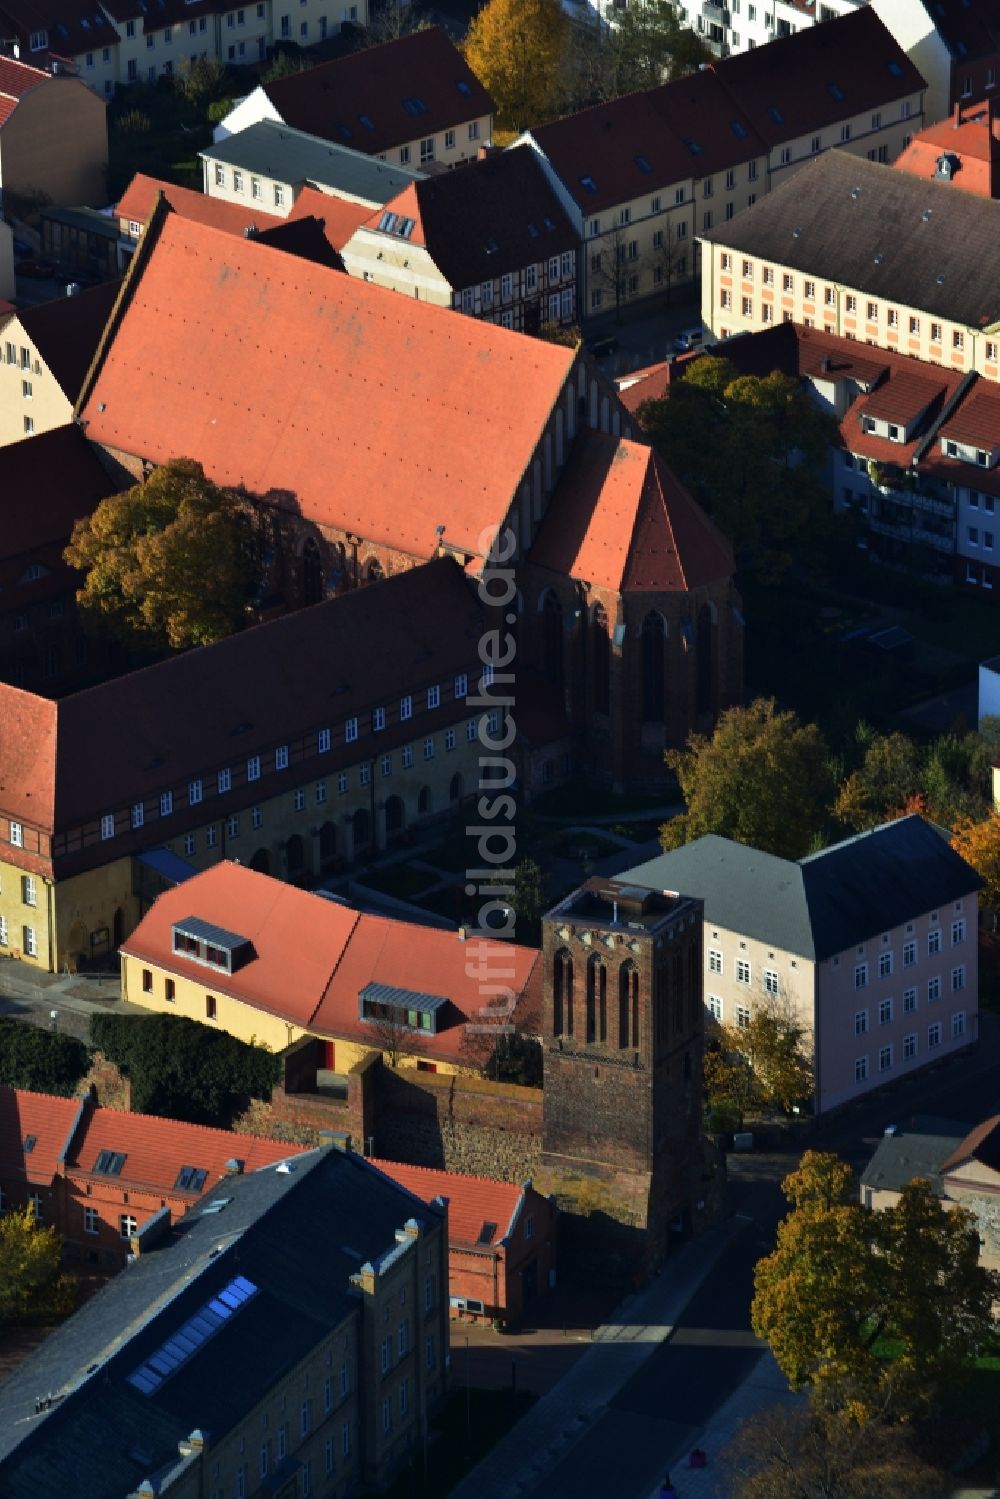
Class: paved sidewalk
449,1217,752,1499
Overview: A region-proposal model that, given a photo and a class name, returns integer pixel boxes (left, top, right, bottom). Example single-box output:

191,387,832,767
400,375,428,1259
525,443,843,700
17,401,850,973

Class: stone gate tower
540,876,706,1256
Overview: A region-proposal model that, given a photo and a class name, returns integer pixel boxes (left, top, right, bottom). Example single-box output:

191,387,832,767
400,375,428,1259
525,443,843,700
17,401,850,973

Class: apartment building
520,7,924,320
213,27,495,170
200,118,422,215
0,1143,450,1497
872,0,1000,127
894,98,1000,197
0,0,370,98
0,1086,304,1268
341,147,579,330
0,557,494,972
677,0,860,59
0,280,118,446
120,860,542,1073
624,816,982,1114
0,53,107,203
700,150,1000,375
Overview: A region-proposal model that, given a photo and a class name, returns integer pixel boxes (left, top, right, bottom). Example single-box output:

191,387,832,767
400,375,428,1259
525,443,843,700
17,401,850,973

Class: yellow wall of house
55,855,137,970
122,954,306,1052
0,316,76,447
0,855,55,969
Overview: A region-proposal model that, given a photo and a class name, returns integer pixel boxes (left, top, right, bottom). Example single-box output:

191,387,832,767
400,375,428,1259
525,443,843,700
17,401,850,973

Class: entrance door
323,1040,336,1070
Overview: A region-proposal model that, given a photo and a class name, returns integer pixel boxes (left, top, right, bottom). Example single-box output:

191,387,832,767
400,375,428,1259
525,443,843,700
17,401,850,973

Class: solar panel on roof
126,1277,259,1397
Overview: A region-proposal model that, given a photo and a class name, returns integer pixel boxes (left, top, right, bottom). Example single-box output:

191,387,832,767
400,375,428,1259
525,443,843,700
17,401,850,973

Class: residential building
677,0,861,59
871,0,1000,127
0,0,370,99
0,1085,306,1268
0,556,495,972
699,150,1000,376
860,1113,1000,1272
213,27,495,170
519,7,924,319
0,1142,450,1496
120,860,542,1074
200,118,423,216
0,53,107,207
622,815,982,1114
341,147,579,331
0,279,118,446
894,97,1000,196
0,424,115,690
370,1159,557,1325
540,876,707,1250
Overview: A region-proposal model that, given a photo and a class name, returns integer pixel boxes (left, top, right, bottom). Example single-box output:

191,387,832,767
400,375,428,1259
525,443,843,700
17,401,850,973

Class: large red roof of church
80,212,575,560
529,431,734,593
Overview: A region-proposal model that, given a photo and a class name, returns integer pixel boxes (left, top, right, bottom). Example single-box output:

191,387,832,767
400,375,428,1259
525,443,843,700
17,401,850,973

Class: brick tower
540,876,706,1256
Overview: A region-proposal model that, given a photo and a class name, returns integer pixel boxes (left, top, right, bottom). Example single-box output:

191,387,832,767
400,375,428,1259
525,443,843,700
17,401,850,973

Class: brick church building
75,202,743,789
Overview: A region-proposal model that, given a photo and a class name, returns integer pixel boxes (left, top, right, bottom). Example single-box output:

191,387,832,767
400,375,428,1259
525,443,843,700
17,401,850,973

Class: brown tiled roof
254,214,345,270
0,0,118,64
531,9,921,212
529,431,734,593
937,381,1000,447
18,279,119,403
262,27,495,156
0,1088,80,1186
914,0,1000,62
0,556,484,840
0,424,115,559
362,147,576,290
940,1113,1000,1174
121,862,541,1068
115,172,282,237
80,213,577,560
861,370,951,425
368,1158,526,1248
0,55,49,124
702,149,1000,330
99,0,217,33
894,103,1000,198
283,184,370,251
616,362,670,414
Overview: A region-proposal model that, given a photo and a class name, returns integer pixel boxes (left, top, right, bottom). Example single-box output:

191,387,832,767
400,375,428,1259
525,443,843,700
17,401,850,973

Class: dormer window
977,450,989,467
171,918,253,974
359,982,447,1035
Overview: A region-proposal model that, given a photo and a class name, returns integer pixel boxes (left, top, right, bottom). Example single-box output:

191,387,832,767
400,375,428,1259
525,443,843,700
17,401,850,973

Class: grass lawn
365,1388,537,1499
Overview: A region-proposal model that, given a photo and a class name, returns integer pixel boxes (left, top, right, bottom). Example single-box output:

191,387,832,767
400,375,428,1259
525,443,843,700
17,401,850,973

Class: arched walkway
249,847,270,875
384,796,405,836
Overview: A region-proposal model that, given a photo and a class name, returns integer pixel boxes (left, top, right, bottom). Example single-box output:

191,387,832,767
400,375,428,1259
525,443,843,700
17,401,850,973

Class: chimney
224,1157,245,1175
457,925,467,941
954,100,962,127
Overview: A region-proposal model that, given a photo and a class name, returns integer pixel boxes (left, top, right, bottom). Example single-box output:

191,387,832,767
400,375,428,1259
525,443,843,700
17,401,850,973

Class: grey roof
622,815,982,962
173,914,250,950
701,149,1000,331
0,1147,443,1498
860,1130,964,1194
200,120,423,205
360,982,448,1013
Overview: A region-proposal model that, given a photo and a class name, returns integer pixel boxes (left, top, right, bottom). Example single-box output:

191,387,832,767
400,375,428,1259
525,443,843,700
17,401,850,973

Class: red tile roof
894,103,1000,198
80,212,576,561
0,1089,81,1186
938,381,1000,448
0,56,49,112
529,431,734,593
284,184,371,251
860,370,951,426
940,1113,1000,1175
0,424,115,560
262,28,495,157
616,362,671,414
115,172,283,237
122,862,541,1067
368,1158,524,1247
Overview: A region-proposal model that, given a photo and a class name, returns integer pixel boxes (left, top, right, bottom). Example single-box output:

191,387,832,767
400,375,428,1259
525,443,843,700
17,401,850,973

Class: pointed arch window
553,948,573,1037
593,604,610,714
642,611,667,722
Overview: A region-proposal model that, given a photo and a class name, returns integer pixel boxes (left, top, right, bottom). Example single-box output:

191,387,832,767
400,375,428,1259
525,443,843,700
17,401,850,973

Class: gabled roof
369,1158,527,1248
941,1113,1000,1174
201,119,423,206
0,1146,444,1494
623,815,982,962
359,147,576,290
913,0,1000,63
261,27,495,156
80,212,577,560
0,556,484,836
283,182,371,250
860,1128,962,1194
938,381,1000,448
121,861,542,1066
0,424,115,559
702,149,1000,330
15,279,119,403
894,102,1000,198
530,9,921,213
116,171,283,236
0,1088,81,1186
528,431,734,594
0,55,48,125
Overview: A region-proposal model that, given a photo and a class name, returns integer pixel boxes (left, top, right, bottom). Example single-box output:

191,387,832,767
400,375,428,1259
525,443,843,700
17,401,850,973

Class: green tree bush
0,1209,76,1327
0,1019,90,1095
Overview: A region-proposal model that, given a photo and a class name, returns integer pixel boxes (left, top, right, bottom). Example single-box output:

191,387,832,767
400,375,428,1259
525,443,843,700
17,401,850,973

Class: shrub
0,1019,90,1095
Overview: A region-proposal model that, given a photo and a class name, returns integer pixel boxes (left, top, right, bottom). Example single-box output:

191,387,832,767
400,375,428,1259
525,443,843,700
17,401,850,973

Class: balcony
702,0,728,20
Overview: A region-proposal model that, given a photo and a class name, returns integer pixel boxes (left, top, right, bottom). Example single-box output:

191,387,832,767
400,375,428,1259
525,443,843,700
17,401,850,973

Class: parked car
672,327,705,354
17,258,57,279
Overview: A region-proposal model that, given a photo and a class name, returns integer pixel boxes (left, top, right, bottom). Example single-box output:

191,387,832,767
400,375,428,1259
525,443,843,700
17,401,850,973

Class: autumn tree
0,1208,76,1327
662,698,834,860
833,728,925,833
708,1000,813,1120
464,0,569,132
557,1,709,110
724,1389,947,1499
752,1153,999,1412
951,813,1000,920
638,357,838,576
511,857,547,944
65,458,261,651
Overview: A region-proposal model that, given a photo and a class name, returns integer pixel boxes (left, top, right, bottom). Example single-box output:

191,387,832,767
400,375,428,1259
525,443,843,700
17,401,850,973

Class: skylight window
543,215,556,229
396,218,414,239
23,1135,36,1153
456,79,471,95
359,113,374,130
175,1165,209,1193
827,82,844,100
579,175,598,194
337,122,352,140
94,1150,126,1176
127,1276,259,1396
634,154,652,173
730,119,747,138
527,221,539,237
378,211,397,232
477,1221,498,1245
886,60,902,77
767,105,784,124
484,237,499,253
402,96,427,116
683,137,702,156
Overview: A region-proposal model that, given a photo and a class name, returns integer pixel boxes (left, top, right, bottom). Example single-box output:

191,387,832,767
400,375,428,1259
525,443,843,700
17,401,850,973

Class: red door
323,1041,336,1070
